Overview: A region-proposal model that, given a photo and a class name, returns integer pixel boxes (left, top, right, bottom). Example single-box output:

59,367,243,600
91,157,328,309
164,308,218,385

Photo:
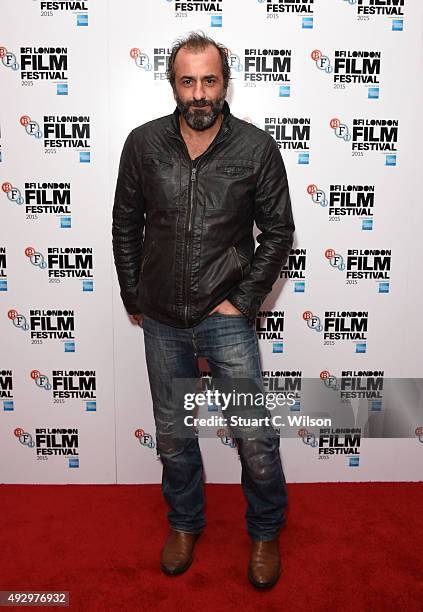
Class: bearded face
172,45,227,131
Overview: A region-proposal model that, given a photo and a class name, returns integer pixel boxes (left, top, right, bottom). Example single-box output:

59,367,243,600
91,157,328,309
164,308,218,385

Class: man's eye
183,79,192,85
206,79,215,85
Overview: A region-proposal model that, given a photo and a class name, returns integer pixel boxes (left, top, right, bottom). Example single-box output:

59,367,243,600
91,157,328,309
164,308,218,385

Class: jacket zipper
184,166,197,324
169,126,230,325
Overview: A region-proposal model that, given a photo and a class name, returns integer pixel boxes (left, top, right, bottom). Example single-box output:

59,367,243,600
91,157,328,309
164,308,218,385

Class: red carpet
1,483,422,611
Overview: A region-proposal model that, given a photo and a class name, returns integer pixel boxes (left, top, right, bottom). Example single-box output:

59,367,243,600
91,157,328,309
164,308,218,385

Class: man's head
166,31,231,131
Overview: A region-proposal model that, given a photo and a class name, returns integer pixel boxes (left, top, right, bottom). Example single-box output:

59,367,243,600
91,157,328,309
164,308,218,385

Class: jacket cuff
121,288,140,315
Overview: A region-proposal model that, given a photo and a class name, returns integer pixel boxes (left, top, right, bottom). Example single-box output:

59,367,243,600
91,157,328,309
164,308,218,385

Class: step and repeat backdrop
1,0,422,484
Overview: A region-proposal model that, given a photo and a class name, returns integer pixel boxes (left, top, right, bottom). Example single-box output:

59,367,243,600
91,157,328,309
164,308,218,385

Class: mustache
189,100,213,108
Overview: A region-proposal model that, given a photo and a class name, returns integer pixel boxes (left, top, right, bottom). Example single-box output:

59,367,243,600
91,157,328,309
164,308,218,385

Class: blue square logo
290,401,301,412
298,153,309,165
356,343,367,354
3,400,14,411
208,403,218,412
57,83,68,96
69,457,79,468
211,16,222,27
302,16,313,29
379,282,390,293
86,401,96,412
64,341,75,353
80,152,90,163
0,280,7,291
368,87,379,99
83,280,93,292
279,85,290,97
362,219,373,231
77,14,88,26
294,281,305,293
385,154,396,166
349,457,360,467
272,342,284,353
371,400,382,411
60,216,72,228
392,19,403,31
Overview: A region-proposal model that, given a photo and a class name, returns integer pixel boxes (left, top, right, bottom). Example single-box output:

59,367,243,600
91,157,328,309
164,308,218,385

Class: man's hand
130,313,144,325
208,299,243,316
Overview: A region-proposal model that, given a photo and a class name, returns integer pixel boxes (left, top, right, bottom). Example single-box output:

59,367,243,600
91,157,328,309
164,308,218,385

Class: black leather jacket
112,100,295,328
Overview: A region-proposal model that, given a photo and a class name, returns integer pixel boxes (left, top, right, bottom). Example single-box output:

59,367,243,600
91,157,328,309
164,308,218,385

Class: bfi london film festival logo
32,1,89,27
1,370,14,411
2,181,72,228
217,428,237,449
342,0,404,31
134,428,156,452
130,47,171,81
14,426,80,467
24,246,94,291
243,48,292,98
7,308,76,352
311,49,381,99
257,0,315,29
226,47,243,76
30,368,97,411
307,183,376,231
165,0,223,27
320,369,385,412
329,117,399,166
262,370,302,412
324,247,391,293
298,424,362,466
0,246,7,291
279,248,307,293
19,115,91,163
303,310,369,353
0,46,68,95
256,311,286,354
265,117,311,165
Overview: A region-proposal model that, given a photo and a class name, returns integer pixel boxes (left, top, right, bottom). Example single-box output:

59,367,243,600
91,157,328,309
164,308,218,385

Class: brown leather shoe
248,537,281,589
160,530,200,575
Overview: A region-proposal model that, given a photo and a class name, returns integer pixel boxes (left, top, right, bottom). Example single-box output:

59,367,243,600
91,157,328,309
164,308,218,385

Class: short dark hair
166,31,231,91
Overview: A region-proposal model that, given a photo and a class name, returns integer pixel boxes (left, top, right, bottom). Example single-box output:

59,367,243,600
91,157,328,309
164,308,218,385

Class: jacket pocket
206,158,258,211
232,246,251,280
141,155,178,208
198,245,243,301
140,240,155,274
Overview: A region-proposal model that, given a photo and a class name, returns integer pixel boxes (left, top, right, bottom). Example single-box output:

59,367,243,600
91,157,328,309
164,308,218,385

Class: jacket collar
167,99,232,138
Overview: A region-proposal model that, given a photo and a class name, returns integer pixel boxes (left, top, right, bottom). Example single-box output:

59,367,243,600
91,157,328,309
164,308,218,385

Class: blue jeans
141,311,288,541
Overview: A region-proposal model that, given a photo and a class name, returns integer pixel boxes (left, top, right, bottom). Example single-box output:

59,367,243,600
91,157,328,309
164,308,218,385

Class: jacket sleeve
227,136,295,322
112,129,145,314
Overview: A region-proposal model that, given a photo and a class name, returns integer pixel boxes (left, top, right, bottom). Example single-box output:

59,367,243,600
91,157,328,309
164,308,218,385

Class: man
112,31,295,589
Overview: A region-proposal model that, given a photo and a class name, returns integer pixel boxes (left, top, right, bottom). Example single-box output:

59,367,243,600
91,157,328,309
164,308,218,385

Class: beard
175,90,226,131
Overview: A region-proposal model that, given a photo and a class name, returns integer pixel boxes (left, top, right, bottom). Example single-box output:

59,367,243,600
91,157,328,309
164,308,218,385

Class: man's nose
192,80,206,100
